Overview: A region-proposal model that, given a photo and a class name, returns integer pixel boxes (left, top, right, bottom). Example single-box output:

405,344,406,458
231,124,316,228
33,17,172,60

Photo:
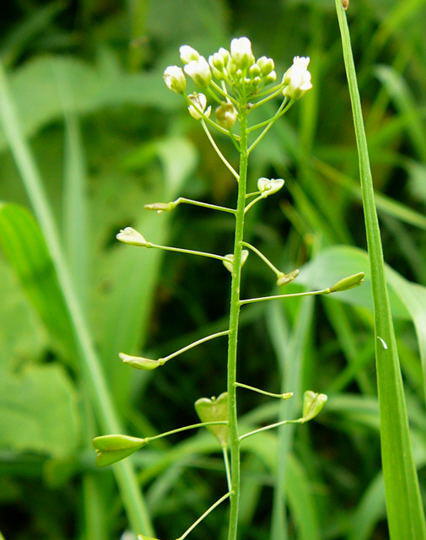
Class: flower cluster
163,37,312,129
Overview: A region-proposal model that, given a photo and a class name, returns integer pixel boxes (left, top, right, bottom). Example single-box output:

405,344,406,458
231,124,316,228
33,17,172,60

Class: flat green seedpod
223,250,249,273
276,268,299,286
119,352,164,370
302,391,328,422
328,271,365,293
257,177,285,196
195,392,229,447
92,434,146,467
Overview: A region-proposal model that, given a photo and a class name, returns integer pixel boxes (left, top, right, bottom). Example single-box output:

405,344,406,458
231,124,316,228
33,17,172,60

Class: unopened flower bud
215,102,238,129
264,70,277,83
249,64,261,78
116,227,150,247
328,272,365,293
223,249,249,273
187,92,211,120
144,201,176,213
302,391,327,422
195,392,229,447
209,48,230,71
230,37,255,69
179,45,200,64
257,56,275,75
119,352,165,370
276,268,300,287
282,56,312,100
163,65,186,94
257,177,285,196
92,434,147,467
210,65,225,80
184,57,212,86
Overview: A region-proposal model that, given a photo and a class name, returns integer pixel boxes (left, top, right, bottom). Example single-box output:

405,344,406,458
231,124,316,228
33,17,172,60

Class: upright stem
227,103,249,540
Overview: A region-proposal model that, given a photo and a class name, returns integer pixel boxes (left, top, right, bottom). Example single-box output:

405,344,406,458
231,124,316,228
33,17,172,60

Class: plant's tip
281,392,294,400
302,391,328,422
342,0,349,9
119,352,165,370
116,227,150,247
328,271,365,293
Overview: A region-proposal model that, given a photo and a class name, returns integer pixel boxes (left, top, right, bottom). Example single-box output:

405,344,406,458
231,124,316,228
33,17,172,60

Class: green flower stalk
92,36,361,539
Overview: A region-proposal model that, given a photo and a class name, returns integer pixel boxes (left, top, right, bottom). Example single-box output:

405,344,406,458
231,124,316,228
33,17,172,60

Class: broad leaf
0,364,80,457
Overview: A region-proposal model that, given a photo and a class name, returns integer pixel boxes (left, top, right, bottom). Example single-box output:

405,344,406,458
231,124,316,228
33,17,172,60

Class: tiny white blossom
184,57,212,86
282,56,312,100
230,37,255,68
179,45,200,64
187,93,211,120
116,227,150,247
163,65,186,93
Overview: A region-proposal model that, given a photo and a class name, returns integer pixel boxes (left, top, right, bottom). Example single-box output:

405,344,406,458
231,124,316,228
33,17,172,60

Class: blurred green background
0,0,425,539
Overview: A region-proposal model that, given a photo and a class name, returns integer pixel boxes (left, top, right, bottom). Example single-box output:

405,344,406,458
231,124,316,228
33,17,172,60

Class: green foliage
0,0,425,538
0,203,74,357
0,364,80,457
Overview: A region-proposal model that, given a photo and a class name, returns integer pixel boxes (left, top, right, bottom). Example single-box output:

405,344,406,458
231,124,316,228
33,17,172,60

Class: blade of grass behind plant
322,298,373,394
267,297,315,540
57,73,107,540
98,136,196,410
313,158,426,231
0,62,154,536
57,72,89,308
0,202,75,358
375,65,426,162
335,3,426,538
0,1,64,67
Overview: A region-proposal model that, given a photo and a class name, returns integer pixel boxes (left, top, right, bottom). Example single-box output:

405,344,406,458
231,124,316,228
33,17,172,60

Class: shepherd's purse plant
93,37,365,540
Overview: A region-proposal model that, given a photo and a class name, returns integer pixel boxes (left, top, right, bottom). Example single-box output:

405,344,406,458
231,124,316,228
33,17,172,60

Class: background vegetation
0,0,425,539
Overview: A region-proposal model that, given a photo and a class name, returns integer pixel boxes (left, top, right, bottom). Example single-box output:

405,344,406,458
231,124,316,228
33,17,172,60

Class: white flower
184,57,212,86
187,93,211,120
116,227,150,246
179,45,200,64
163,65,186,93
282,56,312,100
230,37,255,68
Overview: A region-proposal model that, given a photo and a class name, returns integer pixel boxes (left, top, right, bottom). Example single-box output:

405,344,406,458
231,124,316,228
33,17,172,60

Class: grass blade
0,62,153,536
267,297,314,540
0,202,78,358
335,3,426,538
